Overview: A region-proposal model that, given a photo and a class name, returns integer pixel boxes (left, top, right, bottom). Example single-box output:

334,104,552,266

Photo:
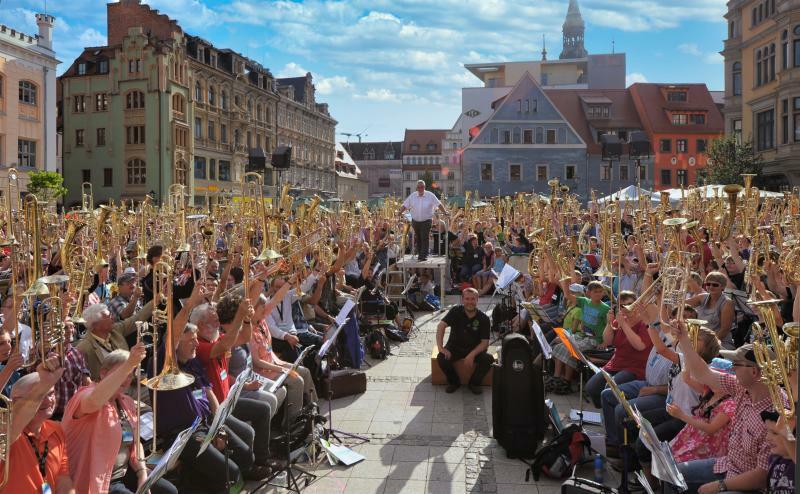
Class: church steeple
560,0,588,60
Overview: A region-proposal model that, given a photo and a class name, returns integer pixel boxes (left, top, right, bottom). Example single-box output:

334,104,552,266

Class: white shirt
402,190,442,222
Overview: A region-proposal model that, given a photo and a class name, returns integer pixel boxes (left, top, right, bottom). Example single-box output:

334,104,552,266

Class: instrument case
321,368,367,399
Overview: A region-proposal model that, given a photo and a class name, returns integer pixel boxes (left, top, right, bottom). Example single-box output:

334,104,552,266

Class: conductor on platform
436,288,494,394
399,180,448,261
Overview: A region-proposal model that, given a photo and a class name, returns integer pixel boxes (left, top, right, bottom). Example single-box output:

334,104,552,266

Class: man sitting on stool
436,288,493,394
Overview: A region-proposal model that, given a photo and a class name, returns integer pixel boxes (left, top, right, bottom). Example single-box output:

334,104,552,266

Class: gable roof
343,141,403,161
403,130,448,155
545,88,642,153
466,71,586,148
628,83,724,135
277,75,310,103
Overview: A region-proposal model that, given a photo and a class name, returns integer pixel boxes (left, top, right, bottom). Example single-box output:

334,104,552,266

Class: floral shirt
669,396,736,463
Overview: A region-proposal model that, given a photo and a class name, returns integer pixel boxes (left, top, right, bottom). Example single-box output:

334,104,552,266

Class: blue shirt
0,363,20,397
150,345,212,438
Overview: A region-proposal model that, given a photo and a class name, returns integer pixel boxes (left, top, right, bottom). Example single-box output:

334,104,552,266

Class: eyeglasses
732,362,755,368
704,282,721,288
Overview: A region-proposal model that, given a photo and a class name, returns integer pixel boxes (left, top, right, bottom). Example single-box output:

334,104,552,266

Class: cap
569,283,585,294
709,357,734,374
719,343,768,366
117,272,138,285
124,267,137,274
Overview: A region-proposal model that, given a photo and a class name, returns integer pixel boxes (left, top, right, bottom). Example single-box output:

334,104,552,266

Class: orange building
629,83,724,190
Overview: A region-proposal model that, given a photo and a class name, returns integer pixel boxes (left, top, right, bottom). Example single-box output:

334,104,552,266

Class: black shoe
445,383,460,393
468,384,483,395
244,465,272,481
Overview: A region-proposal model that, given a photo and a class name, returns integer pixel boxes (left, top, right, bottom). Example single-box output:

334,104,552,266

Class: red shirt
602,320,653,380
0,420,71,493
196,336,231,402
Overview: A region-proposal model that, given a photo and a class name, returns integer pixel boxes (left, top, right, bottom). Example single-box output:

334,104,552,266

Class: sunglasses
704,282,721,288
732,363,755,368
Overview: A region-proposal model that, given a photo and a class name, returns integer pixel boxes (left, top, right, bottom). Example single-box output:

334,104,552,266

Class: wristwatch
717,479,727,492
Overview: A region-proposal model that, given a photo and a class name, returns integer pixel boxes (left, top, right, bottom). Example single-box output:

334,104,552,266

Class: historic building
401,129,449,198
629,84,723,190
276,74,337,196
186,35,279,206
334,143,368,201
344,141,403,198
0,13,59,189
722,0,800,189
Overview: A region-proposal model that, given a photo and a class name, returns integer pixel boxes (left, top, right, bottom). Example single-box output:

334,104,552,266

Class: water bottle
273,470,288,487
594,453,604,483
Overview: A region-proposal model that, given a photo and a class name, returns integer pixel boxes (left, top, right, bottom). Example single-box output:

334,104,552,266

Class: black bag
320,369,367,399
527,424,591,481
492,333,545,458
560,478,617,494
382,325,409,342
365,329,389,359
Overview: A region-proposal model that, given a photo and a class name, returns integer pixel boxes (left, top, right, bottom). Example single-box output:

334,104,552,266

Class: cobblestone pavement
249,296,617,494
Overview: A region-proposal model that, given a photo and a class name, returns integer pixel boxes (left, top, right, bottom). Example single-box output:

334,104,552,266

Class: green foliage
26,170,68,203
696,135,763,186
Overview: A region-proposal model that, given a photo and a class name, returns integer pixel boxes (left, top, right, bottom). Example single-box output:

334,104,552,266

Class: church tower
559,0,588,60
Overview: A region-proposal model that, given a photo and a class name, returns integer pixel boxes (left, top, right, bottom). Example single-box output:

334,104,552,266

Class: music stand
135,417,201,494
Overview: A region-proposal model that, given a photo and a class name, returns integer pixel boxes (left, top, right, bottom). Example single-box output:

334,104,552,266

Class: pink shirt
62,385,139,494
252,320,280,380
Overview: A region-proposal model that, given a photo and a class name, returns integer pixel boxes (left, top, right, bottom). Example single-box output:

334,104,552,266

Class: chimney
35,13,55,50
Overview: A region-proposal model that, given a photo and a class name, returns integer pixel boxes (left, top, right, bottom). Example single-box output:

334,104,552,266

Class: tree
26,170,68,204
696,135,763,186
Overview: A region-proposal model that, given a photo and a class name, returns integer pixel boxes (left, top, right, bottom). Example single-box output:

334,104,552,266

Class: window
732,62,742,96
619,164,629,181
221,91,228,110
103,168,113,187
517,99,522,112
75,129,85,147
502,130,511,144
782,30,789,70
128,59,142,74
536,165,547,181
77,63,87,75
18,139,35,167
194,157,207,179
194,118,202,139
73,95,86,113
218,160,231,181
98,59,109,74
406,187,411,196
667,91,687,102
769,44,776,81
757,49,763,86
209,159,216,180
733,119,743,144
660,139,672,152
126,158,146,185
690,114,706,125
794,97,800,142
795,25,800,67
208,121,215,141
490,129,498,144
782,99,789,144
126,125,145,145
671,114,688,125
536,127,543,144
82,169,91,183
378,177,390,188
404,172,411,181
126,91,144,109
194,81,202,102
208,86,215,106
433,171,440,181
447,171,455,180
524,99,530,112
19,81,36,105
677,169,688,187
513,127,521,144
638,164,647,181
95,93,108,111
523,129,533,144
696,139,707,153
661,169,672,186
480,163,492,181
220,124,227,143
601,165,611,181
410,144,419,151
677,139,688,153
96,128,106,146
546,129,556,144
756,109,775,151
510,164,522,181
565,165,576,180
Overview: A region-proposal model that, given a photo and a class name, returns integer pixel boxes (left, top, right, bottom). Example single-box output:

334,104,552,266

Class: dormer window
672,114,688,125
98,59,109,74
77,63,87,75
589,106,609,118
667,90,687,102
410,144,419,151
210,54,217,68
427,143,437,151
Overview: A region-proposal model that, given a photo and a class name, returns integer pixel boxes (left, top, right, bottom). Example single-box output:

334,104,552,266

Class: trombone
0,394,11,489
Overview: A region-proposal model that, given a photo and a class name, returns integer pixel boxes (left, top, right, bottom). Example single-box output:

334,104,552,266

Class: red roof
628,83,724,135
403,129,448,155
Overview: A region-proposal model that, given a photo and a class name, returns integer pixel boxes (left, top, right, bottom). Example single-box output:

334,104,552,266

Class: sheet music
531,320,552,359
138,412,154,441
336,299,356,327
633,406,687,490
269,345,315,393
197,366,251,457
495,263,520,290
636,471,656,494
136,417,201,494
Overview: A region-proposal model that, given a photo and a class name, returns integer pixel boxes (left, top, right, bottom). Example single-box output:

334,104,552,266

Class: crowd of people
0,178,796,494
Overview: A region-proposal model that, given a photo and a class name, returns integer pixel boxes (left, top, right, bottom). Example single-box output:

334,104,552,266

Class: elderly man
107,272,142,322
435,288,493,394
399,180,448,261
76,300,153,381
1,356,76,493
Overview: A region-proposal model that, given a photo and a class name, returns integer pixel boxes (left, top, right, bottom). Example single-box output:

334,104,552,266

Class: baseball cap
569,283,585,294
124,267,137,274
719,343,770,366
708,358,734,375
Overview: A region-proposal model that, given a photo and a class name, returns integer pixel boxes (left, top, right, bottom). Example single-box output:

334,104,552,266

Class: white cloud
704,52,723,64
78,28,106,47
316,75,353,95
680,43,723,64
354,89,422,103
626,72,648,86
276,62,309,78
678,43,703,56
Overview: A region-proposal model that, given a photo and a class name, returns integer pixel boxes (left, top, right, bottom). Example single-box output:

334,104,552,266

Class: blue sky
1,0,727,141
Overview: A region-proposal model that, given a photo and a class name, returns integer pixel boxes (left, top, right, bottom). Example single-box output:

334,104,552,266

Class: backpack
365,329,388,359
526,424,591,481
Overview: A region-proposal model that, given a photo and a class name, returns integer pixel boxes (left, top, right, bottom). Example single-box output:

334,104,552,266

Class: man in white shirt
266,274,324,350
399,180,448,261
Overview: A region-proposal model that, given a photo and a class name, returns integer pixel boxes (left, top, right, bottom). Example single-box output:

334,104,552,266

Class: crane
339,131,368,143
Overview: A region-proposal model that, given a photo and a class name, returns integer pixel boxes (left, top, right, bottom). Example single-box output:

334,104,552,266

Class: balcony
172,110,186,122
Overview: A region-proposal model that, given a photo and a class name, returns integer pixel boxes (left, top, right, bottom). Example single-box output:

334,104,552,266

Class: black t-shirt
442,305,490,355
464,244,485,267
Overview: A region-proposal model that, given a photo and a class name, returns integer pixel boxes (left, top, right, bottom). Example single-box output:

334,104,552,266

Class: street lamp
629,130,651,194
600,133,622,196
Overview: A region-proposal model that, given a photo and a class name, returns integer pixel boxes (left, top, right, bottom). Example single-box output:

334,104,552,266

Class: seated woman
459,235,484,283
685,271,735,349
62,345,177,494
472,242,496,293
668,358,736,464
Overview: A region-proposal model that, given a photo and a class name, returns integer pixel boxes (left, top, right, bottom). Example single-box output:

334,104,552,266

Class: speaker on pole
600,134,622,161
246,148,267,173
628,131,651,159
271,146,292,170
